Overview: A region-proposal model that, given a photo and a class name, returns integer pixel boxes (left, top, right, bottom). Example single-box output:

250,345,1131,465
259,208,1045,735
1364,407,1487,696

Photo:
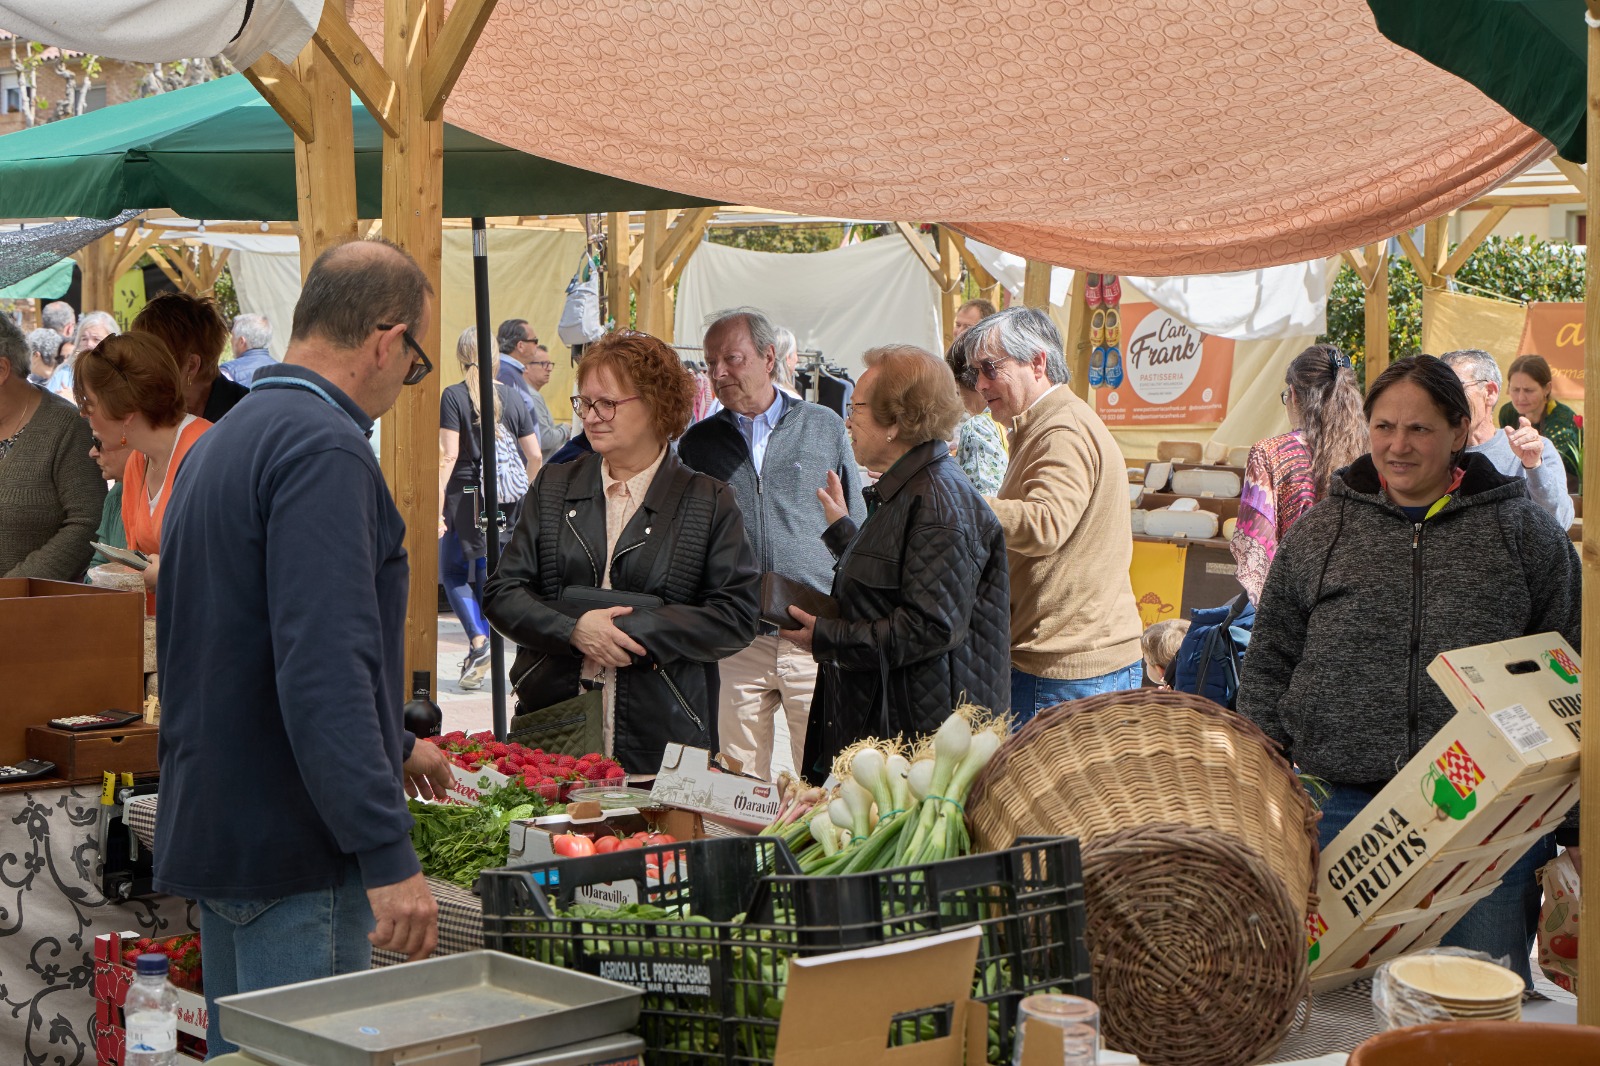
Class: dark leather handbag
508,685,604,757
759,572,839,630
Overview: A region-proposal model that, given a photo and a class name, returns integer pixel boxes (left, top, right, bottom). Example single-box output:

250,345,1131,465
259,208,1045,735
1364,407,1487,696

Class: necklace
0,391,41,456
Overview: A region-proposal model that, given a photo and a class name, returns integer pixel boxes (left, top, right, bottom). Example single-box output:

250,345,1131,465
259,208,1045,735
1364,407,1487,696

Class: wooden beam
312,1,399,139
1424,217,1448,279
145,246,186,291
198,248,232,292
112,228,163,279
1550,155,1586,193
655,207,716,275
937,226,960,351
293,43,359,278
1396,230,1433,286
1339,248,1373,288
1580,0,1600,1025
947,231,998,290
894,222,951,287
637,210,668,338
1438,206,1511,280
606,212,631,328
383,0,446,695
1022,260,1051,308
74,234,114,315
1468,193,1587,207
1363,242,1390,391
243,55,316,143
664,229,710,289
420,0,499,121
1064,268,1091,399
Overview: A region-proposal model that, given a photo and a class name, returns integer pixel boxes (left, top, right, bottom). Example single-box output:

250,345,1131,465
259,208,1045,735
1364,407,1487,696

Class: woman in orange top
76,333,211,614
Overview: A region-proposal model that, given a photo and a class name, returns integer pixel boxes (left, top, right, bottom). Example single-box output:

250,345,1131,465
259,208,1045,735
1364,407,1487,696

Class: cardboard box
1306,634,1582,989
0,579,143,764
649,744,782,829
94,931,207,1064
26,722,159,783
508,806,704,867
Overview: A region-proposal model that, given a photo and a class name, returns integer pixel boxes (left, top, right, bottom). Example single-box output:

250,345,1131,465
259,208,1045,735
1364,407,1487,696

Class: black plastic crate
479,835,1089,1066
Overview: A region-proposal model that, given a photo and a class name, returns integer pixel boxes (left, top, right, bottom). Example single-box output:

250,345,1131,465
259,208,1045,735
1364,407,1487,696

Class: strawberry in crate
121,932,203,993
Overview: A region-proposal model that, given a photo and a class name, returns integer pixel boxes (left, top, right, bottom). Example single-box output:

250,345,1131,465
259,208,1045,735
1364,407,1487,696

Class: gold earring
119,432,127,447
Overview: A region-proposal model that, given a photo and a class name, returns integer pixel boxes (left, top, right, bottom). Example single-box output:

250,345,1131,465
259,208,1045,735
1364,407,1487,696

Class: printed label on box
1490,704,1553,755
582,955,720,998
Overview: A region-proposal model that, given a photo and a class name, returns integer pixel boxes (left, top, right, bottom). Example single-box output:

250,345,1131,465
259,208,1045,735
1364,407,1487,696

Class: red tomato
551,833,596,858
593,836,621,855
617,838,645,851
645,833,676,847
1550,933,1579,960
644,862,661,880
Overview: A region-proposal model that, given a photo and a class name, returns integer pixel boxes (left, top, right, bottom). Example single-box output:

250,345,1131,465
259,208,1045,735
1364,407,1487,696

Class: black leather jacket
483,450,760,773
803,440,1011,774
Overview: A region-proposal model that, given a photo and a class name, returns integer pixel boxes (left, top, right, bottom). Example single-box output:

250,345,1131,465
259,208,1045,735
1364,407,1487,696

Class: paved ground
433,615,506,737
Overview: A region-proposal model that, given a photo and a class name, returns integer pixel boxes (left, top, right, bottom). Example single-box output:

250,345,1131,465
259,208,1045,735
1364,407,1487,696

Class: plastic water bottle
124,953,179,1065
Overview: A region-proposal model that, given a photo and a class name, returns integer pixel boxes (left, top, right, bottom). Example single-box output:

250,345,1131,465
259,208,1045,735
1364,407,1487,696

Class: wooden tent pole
1063,269,1091,399
937,226,960,351
1021,260,1050,309
291,42,358,278
606,212,631,328
1579,0,1600,1025
1364,242,1390,390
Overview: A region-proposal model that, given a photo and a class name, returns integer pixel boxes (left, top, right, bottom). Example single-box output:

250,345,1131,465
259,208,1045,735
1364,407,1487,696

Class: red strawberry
582,764,607,781
604,766,625,781
555,754,578,769
533,781,561,803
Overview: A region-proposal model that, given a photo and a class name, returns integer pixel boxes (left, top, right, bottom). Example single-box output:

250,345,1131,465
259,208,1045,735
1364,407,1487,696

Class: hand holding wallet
761,572,839,630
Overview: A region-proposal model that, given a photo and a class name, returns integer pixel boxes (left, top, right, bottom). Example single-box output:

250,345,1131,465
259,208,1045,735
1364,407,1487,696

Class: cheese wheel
1144,507,1221,540
1171,468,1242,499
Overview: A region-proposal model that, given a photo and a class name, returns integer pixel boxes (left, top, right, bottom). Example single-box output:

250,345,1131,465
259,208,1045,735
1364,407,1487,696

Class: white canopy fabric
0,0,320,67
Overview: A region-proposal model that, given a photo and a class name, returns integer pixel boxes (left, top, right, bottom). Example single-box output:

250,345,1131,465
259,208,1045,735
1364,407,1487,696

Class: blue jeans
197,862,374,1057
438,529,488,641
1314,783,1552,989
1009,662,1143,728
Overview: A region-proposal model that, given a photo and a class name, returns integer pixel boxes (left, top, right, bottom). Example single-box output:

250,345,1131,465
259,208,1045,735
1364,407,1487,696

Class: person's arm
518,434,543,475
985,425,1098,557
1235,525,1315,754
1229,442,1276,605
6,414,106,580
438,428,459,530
812,524,979,671
614,481,760,664
1517,504,1583,653
1524,438,1575,530
263,447,420,890
483,467,588,654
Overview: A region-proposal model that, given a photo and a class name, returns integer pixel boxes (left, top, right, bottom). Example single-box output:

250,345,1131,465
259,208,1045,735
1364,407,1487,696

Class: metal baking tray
217,951,641,1066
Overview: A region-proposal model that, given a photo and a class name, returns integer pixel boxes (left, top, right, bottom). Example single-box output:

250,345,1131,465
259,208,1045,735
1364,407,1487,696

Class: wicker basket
967,689,1320,1066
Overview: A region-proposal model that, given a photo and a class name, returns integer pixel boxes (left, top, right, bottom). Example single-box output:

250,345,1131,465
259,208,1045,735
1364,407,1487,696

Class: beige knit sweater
988,386,1143,680
0,387,106,581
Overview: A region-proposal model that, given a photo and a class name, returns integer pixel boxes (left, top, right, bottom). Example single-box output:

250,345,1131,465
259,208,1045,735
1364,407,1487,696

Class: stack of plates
1386,955,1524,1024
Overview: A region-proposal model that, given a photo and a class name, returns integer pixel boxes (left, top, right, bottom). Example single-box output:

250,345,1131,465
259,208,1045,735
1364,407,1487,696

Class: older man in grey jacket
678,307,865,780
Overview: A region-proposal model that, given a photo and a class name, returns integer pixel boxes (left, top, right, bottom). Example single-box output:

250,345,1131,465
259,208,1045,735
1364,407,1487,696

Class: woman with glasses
1239,355,1580,987
484,331,760,774
75,332,211,613
944,330,1008,495
439,327,542,690
781,345,1010,774
1230,343,1366,605
0,312,105,580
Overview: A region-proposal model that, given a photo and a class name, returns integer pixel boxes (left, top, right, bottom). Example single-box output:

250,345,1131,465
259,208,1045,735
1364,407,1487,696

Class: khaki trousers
717,634,816,781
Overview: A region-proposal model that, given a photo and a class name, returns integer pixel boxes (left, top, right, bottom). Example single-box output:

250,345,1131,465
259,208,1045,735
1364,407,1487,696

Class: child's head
1141,619,1191,686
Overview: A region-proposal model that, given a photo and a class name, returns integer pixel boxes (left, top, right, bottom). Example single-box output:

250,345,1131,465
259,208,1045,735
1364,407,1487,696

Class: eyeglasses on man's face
571,394,642,422
375,323,433,386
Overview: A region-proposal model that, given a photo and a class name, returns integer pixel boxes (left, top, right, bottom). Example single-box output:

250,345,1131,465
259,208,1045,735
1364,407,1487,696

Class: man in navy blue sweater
155,239,453,1054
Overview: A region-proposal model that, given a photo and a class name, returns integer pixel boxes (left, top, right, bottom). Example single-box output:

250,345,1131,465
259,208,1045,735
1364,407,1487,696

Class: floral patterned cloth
1231,430,1317,605
955,411,1008,496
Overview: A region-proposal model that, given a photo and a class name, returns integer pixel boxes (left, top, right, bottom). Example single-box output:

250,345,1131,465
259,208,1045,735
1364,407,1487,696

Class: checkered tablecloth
126,795,485,964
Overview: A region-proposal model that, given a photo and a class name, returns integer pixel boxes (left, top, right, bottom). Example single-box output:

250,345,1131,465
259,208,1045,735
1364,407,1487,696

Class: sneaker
459,641,491,689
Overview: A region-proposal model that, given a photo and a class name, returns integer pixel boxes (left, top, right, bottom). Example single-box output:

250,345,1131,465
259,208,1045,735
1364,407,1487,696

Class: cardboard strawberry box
507,805,705,866
648,744,782,829
430,732,625,806
94,931,207,1064
1306,634,1582,989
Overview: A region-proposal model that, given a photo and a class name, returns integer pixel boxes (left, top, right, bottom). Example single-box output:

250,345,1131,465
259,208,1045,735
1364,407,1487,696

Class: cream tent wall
1419,288,1529,382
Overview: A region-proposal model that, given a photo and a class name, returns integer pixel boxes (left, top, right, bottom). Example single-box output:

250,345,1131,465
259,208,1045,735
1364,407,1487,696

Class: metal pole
471,217,508,742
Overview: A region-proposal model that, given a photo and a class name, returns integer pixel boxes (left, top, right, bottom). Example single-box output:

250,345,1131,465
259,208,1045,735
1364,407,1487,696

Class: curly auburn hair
577,330,696,442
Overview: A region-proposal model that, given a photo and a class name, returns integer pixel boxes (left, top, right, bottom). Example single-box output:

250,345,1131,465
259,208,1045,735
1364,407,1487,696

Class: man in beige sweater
965,308,1144,724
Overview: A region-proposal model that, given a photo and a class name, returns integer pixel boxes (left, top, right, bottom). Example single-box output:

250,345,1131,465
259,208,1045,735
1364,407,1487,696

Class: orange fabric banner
1518,302,1585,404
1098,302,1235,427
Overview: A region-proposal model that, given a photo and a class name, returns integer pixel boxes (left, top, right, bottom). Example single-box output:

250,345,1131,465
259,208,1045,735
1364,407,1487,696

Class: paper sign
1098,302,1234,426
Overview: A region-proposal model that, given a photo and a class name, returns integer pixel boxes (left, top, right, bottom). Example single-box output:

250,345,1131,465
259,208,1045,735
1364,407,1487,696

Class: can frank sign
1098,303,1233,426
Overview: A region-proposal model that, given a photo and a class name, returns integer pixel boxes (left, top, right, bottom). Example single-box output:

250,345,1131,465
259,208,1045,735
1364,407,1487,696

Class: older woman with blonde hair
783,344,1010,772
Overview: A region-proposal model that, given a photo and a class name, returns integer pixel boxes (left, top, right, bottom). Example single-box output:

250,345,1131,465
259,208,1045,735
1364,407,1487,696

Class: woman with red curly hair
485,331,760,773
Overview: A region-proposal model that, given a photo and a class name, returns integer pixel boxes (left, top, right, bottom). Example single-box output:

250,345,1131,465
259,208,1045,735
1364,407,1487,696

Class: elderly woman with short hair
784,344,1010,773
26,328,63,385
0,313,106,579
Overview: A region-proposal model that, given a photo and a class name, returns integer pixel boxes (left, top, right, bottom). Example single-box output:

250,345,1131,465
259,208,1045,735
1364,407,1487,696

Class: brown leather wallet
760,572,839,629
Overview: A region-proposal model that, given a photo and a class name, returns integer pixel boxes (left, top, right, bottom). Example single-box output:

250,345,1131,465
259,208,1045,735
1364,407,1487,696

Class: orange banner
1097,302,1235,426
1516,302,1585,404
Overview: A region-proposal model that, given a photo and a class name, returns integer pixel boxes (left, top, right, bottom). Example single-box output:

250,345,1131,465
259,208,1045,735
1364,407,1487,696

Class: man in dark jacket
677,307,866,780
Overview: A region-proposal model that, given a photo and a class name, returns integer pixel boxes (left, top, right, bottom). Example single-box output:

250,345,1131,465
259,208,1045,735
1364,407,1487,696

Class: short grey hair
41,301,74,333
232,312,272,351
26,328,63,367
965,306,1071,385
1439,349,1502,389
0,314,27,377
771,325,797,384
704,306,778,359
78,310,120,338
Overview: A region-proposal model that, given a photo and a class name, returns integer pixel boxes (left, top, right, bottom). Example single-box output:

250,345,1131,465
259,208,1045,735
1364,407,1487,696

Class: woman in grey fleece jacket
1239,355,1580,987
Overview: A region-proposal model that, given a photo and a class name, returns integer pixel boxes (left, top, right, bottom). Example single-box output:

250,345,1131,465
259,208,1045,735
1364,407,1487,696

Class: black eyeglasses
527,361,555,371
376,323,433,386
571,395,641,421
976,357,1008,381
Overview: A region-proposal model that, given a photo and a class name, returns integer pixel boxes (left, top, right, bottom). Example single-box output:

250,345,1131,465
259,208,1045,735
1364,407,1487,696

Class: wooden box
26,723,159,784
0,579,143,764
1307,634,1582,990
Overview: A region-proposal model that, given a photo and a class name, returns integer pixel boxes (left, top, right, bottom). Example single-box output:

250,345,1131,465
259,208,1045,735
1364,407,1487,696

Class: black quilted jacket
803,441,1011,774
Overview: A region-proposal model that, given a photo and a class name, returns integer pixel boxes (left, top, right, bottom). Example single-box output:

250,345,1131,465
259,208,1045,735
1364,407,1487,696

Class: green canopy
1368,1,1586,162
0,74,718,220
0,257,75,299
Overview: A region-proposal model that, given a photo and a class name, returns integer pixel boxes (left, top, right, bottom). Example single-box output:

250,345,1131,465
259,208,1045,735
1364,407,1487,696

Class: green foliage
212,265,240,321
1320,235,1586,386
708,224,845,254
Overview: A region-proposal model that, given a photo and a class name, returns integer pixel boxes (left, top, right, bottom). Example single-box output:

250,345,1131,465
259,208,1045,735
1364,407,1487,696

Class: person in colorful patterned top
1230,344,1366,605
1500,353,1581,491
944,326,1008,495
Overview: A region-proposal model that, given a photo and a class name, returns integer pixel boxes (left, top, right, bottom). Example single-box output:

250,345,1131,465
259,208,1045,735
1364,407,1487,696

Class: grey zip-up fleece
677,393,866,626
1238,452,1581,787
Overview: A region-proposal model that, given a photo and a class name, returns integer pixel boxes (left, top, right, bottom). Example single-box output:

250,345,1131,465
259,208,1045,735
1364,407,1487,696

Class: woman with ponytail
1230,343,1367,604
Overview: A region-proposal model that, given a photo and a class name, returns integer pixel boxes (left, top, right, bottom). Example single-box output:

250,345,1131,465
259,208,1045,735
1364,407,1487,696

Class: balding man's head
290,239,433,350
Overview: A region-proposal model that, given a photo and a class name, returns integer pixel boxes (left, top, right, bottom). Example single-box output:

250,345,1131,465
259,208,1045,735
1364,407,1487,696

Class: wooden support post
1363,242,1390,391
1438,206,1510,281
146,246,186,291
1064,269,1091,399
1022,260,1051,309
637,210,668,338
1396,230,1433,287
242,55,316,143
1423,216,1447,284
292,43,359,279
312,2,399,138
1578,0,1600,1024
382,0,447,694
937,226,960,350
74,233,115,313
606,212,631,328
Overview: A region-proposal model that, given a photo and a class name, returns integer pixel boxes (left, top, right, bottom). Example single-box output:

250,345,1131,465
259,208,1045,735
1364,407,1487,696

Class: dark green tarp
1369,0,1586,162
0,74,718,219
